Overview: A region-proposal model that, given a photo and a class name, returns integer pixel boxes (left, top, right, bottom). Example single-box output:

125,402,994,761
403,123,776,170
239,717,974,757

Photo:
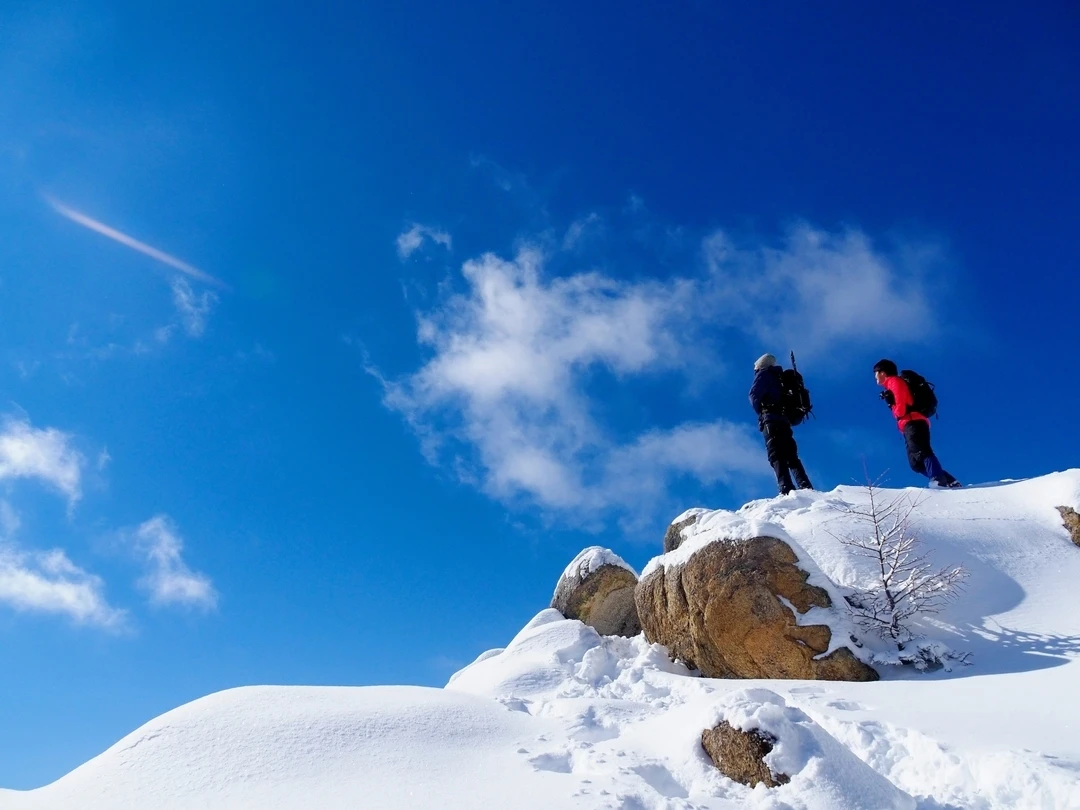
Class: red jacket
884,375,929,432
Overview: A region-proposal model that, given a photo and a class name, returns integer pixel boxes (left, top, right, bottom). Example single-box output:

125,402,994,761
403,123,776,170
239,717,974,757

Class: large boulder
1058,506,1080,548
551,547,641,637
635,536,877,681
701,722,788,788
663,509,705,553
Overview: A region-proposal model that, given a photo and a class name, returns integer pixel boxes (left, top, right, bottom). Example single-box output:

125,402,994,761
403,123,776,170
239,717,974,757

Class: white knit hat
754,353,777,371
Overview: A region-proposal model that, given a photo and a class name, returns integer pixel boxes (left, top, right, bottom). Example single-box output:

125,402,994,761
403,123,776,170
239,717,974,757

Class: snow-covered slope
4,472,1080,810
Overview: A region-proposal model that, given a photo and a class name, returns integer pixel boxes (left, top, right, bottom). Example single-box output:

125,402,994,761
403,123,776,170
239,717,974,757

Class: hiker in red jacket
874,359,961,488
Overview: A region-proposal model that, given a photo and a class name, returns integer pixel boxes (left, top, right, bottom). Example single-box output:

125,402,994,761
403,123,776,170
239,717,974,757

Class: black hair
873,359,898,377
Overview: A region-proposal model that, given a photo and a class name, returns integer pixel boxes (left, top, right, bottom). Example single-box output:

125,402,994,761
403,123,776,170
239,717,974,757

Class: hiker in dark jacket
874,359,961,488
749,353,813,496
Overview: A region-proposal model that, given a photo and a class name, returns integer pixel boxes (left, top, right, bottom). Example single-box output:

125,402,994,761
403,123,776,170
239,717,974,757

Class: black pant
761,419,812,495
902,420,956,485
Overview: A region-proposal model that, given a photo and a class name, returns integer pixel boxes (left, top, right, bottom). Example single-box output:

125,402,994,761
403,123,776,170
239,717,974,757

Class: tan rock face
700,722,789,788
635,536,878,681
552,551,641,637
1058,506,1080,548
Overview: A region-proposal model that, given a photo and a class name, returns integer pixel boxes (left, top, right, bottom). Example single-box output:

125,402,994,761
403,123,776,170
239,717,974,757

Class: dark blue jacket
749,366,787,425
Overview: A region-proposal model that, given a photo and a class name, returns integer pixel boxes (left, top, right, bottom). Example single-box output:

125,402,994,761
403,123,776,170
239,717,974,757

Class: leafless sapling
832,475,968,648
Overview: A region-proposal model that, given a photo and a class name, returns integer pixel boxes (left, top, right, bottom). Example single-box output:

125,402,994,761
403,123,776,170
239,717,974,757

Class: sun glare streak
43,195,226,289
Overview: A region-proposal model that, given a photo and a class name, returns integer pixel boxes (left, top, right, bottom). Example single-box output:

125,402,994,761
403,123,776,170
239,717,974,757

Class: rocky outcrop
1057,506,1080,548
663,510,703,553
701,722,788,788
552,547,641,637
635,536,877,681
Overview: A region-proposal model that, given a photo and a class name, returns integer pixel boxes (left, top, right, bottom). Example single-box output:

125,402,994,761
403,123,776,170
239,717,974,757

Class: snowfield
4,472,1080,809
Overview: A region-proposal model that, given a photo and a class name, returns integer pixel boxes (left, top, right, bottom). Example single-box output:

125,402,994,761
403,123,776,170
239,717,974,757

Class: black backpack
900,369,938,418
780,353,813,426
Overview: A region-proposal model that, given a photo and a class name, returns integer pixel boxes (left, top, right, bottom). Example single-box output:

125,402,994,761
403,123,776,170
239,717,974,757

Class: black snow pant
902,420,957,486
761,418,813,496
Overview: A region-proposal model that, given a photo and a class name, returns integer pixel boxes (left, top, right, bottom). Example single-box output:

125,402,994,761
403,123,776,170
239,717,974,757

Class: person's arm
749,375,764,415
751,370,781,415
886,376,913,419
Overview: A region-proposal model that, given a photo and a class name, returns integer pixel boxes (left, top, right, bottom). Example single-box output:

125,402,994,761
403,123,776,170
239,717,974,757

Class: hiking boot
931,478,963,489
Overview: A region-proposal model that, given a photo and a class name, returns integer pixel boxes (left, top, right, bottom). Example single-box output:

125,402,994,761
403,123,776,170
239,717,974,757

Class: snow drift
3,472,1080,809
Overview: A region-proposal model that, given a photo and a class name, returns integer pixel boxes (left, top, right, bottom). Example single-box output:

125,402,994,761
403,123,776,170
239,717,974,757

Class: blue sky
1,0,1078,789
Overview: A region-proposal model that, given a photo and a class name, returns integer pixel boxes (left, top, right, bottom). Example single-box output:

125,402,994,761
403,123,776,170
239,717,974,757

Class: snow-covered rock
701,720,788,789
551,546,640,637
704,689,916,809
636,534,878,680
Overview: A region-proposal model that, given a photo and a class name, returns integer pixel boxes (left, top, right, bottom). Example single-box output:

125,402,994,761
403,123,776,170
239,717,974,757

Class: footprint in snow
788,685,826,696
528,752,573,773
631,764,690,799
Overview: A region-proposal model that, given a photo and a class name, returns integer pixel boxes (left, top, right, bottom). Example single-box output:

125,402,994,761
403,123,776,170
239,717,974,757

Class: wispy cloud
397,223,452,260
0,543,126,629
468,154,521,192
0,417,84,502
170,277,219,338
14,360,40,380
702,223,938,356
375,218,945,526
44,195,226,288
601,422,767,513
130,515,217,610
377,246,765,524
235,343,275,364
624,194,646,214
562,213,601,251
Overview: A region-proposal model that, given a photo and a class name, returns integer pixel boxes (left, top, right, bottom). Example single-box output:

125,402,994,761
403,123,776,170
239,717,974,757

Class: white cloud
131,515,217,610
563,213,601,250
0,432,122,629
14,360,40,379
468,155,520,192
170,277,219,338
378,220,945,525
0,417,84,501
601,421,768,508
397,223,452,260
379,247,763,522
702,223,937,355
0,544,126,628
0,421,125,629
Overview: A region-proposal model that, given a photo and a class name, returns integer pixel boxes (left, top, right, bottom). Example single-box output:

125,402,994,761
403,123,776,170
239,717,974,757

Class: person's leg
786,434,813,489
772,461,795,495
763,421,795,495
923,449,959,487
789,459,813,490
903,421,929,476
906,421,959,486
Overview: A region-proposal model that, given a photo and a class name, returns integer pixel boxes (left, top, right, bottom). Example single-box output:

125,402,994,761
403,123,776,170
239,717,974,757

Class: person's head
873,358,898,386
754,353,777,372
